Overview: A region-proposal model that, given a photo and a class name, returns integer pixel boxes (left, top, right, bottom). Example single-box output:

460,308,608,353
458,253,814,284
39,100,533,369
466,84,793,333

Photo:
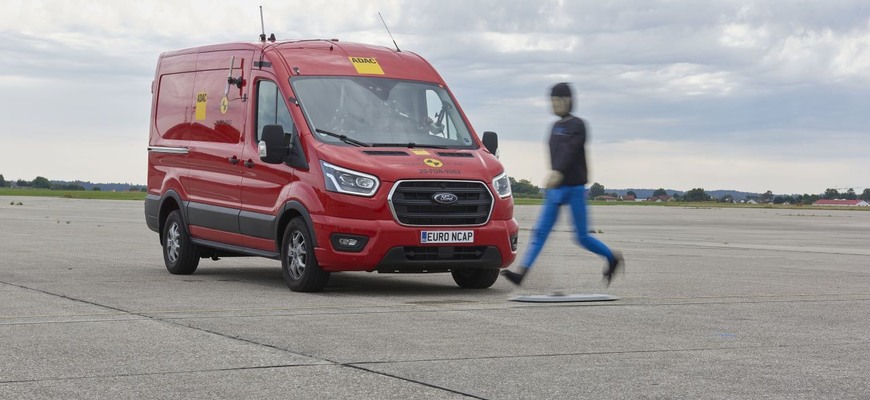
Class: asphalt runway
1,196,869,399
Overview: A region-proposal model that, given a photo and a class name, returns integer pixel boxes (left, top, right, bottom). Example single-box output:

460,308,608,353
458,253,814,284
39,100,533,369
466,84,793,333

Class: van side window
256,80,296,141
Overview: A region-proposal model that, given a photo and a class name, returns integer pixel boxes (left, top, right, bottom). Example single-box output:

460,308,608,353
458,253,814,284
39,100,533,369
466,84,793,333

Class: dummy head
550,82,572,117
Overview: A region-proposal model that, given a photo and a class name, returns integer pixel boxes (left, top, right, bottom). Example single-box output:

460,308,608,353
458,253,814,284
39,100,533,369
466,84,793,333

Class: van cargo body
146,39,518,292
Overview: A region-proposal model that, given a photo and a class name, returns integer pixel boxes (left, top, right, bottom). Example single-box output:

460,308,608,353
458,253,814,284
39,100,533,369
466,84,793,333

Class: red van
145,38,518,292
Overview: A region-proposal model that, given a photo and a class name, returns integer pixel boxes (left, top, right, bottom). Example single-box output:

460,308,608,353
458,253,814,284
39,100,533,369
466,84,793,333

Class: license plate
420,230,474,244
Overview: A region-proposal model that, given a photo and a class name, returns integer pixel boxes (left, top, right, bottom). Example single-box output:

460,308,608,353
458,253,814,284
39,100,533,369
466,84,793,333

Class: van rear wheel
451,268,499,289
162,210,200,275
281,217,330,292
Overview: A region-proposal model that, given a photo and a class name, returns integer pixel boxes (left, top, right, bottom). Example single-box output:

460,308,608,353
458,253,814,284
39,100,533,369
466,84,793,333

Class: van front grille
389,181,493,226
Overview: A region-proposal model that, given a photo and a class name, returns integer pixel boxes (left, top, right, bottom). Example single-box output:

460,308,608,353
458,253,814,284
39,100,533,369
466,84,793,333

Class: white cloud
719,23,770,49
479,32,580,54
828,30,870,81
617,64,741,97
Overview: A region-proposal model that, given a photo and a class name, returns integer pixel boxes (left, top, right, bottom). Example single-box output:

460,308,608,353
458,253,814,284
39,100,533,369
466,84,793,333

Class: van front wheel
451,268,499,289
281,217,330,292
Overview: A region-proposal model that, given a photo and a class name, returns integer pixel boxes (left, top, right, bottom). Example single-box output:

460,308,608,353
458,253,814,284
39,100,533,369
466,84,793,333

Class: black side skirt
191,238,280,260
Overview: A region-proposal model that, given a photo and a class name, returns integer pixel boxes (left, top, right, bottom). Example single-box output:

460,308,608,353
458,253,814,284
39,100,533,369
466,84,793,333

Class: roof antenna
259,6,267,43
378,12,401,52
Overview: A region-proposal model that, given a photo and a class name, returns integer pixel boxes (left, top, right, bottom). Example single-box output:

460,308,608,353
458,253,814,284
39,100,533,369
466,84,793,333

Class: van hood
314,143,504,183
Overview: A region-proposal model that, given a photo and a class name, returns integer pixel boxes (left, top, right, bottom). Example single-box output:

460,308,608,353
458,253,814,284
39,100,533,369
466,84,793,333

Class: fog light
338,238,358,247
330,234,369,253
510,234,519,252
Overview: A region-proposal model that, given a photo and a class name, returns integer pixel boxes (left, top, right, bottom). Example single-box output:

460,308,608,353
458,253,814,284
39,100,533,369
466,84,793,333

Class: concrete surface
1,196,868,399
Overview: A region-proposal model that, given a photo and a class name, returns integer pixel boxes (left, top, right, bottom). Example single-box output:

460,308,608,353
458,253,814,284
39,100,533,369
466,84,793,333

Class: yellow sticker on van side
349,57,384,75
195,92,207,120
220,96,229,114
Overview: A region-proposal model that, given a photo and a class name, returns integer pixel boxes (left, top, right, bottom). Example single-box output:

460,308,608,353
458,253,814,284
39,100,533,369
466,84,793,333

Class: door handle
244,159,255,169
228,156,240,165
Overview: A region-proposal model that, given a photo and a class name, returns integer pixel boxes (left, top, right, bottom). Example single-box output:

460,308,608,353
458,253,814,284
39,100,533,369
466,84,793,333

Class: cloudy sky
2,0,868,194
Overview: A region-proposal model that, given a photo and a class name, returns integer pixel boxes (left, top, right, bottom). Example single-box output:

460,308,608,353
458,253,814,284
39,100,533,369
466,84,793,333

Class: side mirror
482,131,499,155
259,124,292,164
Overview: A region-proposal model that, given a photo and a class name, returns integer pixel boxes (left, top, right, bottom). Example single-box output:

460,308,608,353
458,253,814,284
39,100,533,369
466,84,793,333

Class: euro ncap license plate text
420,231,474,244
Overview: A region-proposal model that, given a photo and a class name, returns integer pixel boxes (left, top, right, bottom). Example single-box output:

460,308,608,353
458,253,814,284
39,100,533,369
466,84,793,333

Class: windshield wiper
315,128,370,147
370,142,448,149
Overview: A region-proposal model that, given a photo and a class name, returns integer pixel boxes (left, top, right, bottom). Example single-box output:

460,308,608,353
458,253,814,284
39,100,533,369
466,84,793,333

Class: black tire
451,268,499,289
162,210,200,275
281,217,330,292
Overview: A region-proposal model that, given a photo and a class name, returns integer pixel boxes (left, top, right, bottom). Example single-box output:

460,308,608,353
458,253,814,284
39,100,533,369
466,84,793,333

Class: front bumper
311,215,519,272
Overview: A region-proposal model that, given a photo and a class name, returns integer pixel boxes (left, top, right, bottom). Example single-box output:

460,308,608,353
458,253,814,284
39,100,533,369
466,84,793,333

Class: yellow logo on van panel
349,57,384,75
220,96,229,114
195,92,207,120
423,158,443,168
410,149,430,156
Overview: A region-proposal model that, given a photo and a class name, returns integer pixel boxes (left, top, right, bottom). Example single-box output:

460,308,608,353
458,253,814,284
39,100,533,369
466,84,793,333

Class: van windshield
292,77,476,148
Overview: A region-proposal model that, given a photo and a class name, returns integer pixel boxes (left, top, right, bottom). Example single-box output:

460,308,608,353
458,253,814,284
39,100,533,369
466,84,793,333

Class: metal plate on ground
509,293,619,303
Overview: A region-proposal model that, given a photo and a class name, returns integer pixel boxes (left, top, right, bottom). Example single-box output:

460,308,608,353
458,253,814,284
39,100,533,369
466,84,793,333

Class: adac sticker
410,149,430,156
349,57,384,75
423,158,443,168
195,92,207,121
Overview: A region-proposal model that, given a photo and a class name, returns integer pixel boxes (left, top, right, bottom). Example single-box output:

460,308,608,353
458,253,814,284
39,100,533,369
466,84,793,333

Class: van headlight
321,161,380,197
493,172,512,198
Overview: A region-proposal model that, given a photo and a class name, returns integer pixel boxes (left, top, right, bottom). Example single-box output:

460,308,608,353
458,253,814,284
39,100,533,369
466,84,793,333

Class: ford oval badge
432,192,458,205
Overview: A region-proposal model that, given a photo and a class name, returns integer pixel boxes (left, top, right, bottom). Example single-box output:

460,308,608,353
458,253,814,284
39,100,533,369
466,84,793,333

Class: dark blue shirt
548,115,587,186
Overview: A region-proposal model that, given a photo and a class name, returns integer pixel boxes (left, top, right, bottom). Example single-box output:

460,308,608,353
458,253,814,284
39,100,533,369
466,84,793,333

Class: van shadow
325,273,476,296
191,266,286,289
191,265,501,297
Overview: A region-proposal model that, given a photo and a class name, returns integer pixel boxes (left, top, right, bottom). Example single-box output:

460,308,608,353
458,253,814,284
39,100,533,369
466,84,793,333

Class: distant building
813,199,870,207
594,195,618,202
620,195,636,201
647,195,671,202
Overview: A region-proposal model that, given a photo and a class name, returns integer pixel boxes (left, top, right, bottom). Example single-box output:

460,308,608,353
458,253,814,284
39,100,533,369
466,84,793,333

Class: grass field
0,188,146,201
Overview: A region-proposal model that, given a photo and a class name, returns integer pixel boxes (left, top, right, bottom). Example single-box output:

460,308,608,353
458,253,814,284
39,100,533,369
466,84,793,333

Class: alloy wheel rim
287,231,306,279
166,223,180,263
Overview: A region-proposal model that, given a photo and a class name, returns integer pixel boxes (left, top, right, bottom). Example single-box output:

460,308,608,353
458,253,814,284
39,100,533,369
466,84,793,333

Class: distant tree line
4,173,868,202
509,177,543,198
721,188,870,204
506,177,870,203
0,174,145,192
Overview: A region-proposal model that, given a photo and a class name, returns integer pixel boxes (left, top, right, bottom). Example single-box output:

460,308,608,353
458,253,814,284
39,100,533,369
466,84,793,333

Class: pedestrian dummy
502,82,624,286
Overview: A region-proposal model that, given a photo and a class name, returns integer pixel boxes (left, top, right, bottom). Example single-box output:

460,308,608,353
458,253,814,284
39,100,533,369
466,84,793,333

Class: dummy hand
545,170,564,189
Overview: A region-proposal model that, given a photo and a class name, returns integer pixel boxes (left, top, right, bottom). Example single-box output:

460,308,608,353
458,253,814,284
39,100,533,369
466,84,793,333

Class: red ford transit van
145,38,518,292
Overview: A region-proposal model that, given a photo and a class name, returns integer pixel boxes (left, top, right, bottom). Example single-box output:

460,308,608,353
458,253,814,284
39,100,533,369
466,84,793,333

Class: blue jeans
521,185,614,269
